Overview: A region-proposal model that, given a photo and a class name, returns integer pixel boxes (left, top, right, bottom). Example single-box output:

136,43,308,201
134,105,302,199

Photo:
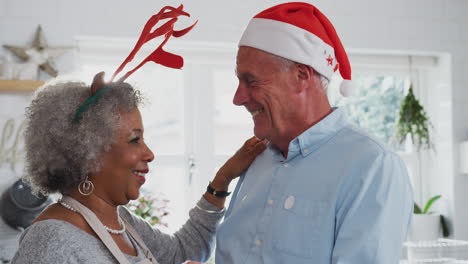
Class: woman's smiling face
91,107,154,205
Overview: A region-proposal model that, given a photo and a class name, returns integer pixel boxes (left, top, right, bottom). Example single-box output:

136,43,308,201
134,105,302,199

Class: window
329,74,409,150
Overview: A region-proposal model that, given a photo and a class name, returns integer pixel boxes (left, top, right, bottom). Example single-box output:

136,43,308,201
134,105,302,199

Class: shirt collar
270,107,348,161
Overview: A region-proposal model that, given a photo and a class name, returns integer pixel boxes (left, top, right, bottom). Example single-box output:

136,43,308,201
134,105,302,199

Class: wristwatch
206,182,231,198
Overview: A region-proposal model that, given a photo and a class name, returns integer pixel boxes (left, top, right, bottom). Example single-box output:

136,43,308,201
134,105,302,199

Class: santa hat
239,2,355,97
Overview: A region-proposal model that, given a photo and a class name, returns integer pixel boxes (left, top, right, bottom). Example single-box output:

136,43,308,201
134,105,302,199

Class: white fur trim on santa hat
339,79,356,97
239,18,337,80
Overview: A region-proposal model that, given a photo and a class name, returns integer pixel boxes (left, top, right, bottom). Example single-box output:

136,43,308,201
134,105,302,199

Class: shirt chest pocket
272,196,327,258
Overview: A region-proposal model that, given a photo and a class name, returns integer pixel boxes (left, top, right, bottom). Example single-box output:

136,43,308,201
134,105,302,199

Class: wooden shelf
0,79,45,92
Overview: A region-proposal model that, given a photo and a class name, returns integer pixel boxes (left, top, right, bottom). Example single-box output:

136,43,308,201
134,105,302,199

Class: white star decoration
3,25,72,77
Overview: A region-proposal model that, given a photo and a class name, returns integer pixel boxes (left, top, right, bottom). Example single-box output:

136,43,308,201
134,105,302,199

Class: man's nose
233,84,248,106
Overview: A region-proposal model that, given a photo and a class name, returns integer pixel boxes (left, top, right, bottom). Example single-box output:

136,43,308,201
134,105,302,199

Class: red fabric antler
111,5,197,82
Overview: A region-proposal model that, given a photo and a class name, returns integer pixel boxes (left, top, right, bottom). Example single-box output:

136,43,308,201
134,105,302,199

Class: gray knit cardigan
11,198,223,264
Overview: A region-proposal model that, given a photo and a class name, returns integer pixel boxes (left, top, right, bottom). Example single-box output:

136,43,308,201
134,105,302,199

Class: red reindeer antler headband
111,5,197,82
73,5,197,123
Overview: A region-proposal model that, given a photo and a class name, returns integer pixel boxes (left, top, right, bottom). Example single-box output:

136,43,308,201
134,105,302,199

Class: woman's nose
143,143,155,163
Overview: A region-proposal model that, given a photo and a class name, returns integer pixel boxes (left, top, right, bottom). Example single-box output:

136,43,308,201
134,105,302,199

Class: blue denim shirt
216,108,413,264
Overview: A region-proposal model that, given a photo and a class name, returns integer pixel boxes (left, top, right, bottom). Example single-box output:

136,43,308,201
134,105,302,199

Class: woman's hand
217,136,267,185
204,137,267,208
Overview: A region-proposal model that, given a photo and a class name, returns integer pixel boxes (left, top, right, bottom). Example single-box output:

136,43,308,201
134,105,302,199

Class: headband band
72,85,111,123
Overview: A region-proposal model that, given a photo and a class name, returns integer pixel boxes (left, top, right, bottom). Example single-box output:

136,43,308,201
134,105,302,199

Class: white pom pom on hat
239,2,355,97
339,79,355,97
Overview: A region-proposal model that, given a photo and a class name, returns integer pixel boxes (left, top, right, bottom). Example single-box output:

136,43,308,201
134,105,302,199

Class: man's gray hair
23,81,142,195
271,54,330,91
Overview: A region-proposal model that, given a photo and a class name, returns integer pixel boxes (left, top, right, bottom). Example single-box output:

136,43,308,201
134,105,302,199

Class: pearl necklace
58,200,126,235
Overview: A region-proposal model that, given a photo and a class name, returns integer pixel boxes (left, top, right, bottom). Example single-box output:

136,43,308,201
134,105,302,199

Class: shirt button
255,240,262,246
284,195,295,210
267,199,274,205
283,162,289,168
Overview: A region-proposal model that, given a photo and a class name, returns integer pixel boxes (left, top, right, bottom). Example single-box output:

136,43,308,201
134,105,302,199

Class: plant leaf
423,195,441,214
440,215,450,237
396,84,433,150
414,202,422,214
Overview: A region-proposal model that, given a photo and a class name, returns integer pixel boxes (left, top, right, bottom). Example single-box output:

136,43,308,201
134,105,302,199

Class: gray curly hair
23,81,142,195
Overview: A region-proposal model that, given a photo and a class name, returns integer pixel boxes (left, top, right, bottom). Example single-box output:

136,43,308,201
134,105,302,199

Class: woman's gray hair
23,81,142,195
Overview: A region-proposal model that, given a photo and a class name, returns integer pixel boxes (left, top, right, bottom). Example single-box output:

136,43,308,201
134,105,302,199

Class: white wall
1,0,468,239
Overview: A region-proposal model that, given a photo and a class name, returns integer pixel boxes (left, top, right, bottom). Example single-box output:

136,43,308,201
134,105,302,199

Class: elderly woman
12,73,265,264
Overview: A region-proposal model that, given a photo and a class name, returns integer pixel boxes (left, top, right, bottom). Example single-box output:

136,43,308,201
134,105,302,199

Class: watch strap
206,182,231,198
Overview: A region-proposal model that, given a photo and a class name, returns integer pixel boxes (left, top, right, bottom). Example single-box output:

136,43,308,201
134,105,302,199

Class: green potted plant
410,195,449,241
396,84,433,151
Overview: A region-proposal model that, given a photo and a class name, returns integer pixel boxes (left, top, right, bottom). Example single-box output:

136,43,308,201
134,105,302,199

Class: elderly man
214,2,413,263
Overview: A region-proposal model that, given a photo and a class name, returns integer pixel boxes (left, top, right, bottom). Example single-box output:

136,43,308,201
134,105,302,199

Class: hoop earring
78,177,94,196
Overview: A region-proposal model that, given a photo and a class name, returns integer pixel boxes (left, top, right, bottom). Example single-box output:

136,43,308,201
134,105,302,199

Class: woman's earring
78,176,94,196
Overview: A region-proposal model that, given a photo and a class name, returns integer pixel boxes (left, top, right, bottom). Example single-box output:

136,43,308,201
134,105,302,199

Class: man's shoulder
332,124,410,185
334,124,392,156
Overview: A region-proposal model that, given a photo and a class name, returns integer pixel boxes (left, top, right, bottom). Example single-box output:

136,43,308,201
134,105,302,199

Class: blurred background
0,0,467,262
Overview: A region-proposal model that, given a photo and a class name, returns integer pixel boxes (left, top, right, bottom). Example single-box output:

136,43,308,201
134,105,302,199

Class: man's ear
296,64,312,81
295,63,313,93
